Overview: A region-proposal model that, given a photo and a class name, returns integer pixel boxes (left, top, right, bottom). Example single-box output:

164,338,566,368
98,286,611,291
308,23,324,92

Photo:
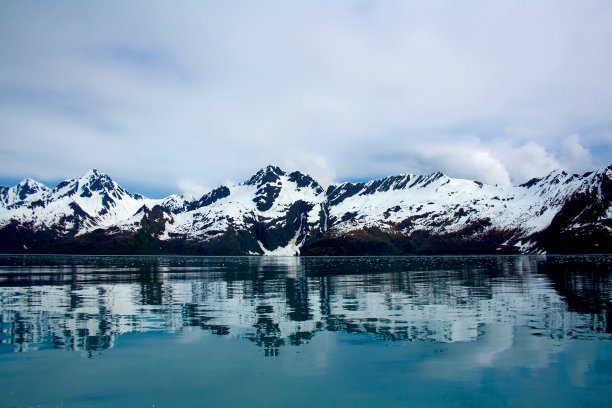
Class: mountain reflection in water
0,255,610,357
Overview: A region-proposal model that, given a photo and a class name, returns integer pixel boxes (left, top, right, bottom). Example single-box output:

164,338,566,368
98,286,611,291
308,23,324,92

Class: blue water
0,255,610,407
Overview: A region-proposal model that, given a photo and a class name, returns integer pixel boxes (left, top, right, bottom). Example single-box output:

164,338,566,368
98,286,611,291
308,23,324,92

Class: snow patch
257,230,301,256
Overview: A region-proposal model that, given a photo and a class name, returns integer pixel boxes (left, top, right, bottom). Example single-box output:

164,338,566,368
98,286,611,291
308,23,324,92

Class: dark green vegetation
300,224,519,256
2,214,609,255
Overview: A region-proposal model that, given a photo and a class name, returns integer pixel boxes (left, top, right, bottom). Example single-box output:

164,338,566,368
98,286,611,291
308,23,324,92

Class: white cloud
0,1,610,195
177,180,209,200
494,141,561,184
281,155,337,188
560,134,595,172
411,142,512,186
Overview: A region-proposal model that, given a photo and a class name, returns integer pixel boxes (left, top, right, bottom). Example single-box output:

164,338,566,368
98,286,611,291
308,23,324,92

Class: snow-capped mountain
113,165,328,255
0,166,328,255
314,165,612,254
0,169,155,239
0,165,610,254
0,178,50,208
172,165,327,254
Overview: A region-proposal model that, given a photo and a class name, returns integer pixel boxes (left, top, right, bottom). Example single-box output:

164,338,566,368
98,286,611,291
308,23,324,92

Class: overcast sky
1,1,611,197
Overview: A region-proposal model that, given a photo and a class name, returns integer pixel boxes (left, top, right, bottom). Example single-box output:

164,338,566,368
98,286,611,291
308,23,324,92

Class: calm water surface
0,255,611,407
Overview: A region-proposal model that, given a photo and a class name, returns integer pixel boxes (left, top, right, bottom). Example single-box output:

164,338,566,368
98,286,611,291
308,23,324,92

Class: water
0,255,610,407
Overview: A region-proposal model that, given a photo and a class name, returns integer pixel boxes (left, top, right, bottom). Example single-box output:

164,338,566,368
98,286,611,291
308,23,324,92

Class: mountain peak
287,170,324,192
17,178,46,188
75,169,118,195
245,165,286,186
14,178,48,201
264,164,284,173
81,169,107,180
259,165,285,177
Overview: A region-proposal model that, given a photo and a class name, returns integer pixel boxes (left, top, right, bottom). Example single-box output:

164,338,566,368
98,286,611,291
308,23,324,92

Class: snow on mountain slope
0,170,159,235
0,178,49,208
166,166,327,253
326,166,612,240
0,164,610,254
0,166,328,254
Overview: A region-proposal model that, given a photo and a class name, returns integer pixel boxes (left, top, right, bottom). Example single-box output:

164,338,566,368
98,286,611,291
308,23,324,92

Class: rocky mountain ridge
1,165,610,255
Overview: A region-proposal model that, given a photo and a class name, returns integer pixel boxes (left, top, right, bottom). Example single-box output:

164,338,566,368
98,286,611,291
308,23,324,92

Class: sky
1,0,611,198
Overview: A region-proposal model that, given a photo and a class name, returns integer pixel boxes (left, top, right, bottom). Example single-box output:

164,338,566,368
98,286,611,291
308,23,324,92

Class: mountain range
1,165,610,255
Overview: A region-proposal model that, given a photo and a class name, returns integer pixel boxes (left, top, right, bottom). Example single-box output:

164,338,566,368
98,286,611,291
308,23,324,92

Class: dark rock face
65,202,95,233
254,184,282,211
245,165,285,186
326,173,448,206
253,200,316,253
80,186,93,198
53,180,71,192
288,171,324,194
189,186,231,210
243,166,286,212
86,171,133,201
139,205,172,236
87,170,113,191
17,180,41,201
0,187,8,207
326,182,365,206
527,187,612,254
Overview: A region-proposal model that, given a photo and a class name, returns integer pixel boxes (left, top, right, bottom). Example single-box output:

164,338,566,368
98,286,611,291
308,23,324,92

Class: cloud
494,141,561,184
560,134,595,172
1,1,611,196
408,142,513,186
177,180,209,200
281,155,337,189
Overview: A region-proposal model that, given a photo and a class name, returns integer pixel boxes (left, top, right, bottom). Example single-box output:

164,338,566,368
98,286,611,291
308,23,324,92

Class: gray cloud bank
1,1,611,197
